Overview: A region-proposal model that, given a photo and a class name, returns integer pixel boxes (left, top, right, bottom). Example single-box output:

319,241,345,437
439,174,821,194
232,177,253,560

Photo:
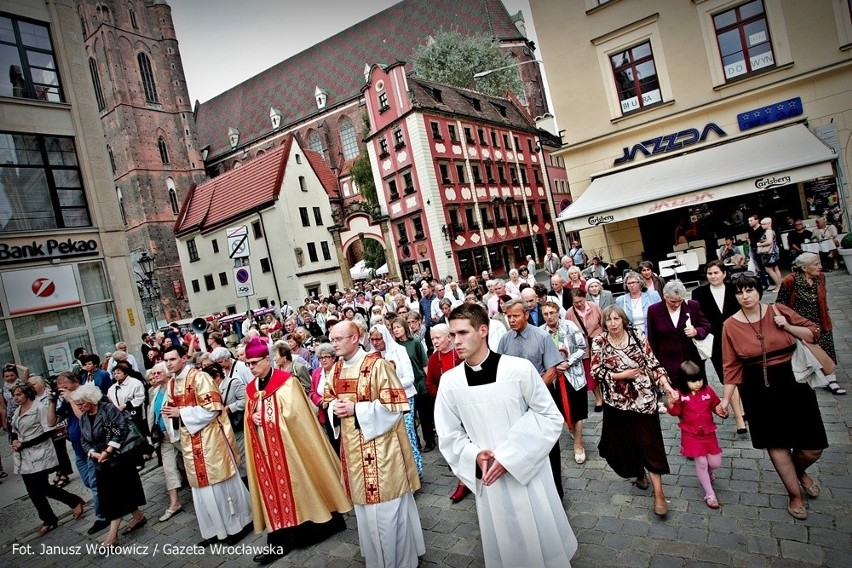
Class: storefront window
610,41,661,114
87,302,119,357
13,306,86,337
79,261,110,302
714,0,774,81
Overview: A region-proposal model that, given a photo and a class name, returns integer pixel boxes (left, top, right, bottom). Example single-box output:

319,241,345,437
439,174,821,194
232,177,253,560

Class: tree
413,30,524,98
350,151,378,206
361,238,386,273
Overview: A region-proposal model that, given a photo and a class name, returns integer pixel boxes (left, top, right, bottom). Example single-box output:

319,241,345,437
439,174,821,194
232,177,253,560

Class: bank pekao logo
31,277,56,298
754,175,792,190
588,214,614,226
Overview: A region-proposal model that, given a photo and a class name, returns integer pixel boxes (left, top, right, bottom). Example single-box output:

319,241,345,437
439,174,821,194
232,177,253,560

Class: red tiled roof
175,137,293,235
194,0,524,159
304,149,339,199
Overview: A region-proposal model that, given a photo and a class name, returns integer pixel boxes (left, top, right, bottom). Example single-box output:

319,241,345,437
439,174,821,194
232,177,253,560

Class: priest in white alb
434,303,577,568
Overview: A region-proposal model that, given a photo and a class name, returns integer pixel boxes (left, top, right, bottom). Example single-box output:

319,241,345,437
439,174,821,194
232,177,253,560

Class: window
379,138,389,156
137,52,158,103
212,239,219,253
610,41,661,114
714,1,774,81
527,139,534,154
430,121,442,140
339,117,359,159
498,165,507,183
413,217,425,240
0,16,63,102
187,238,199,262
295,154,301,164
218,272,228,286
520,168,528,184
506,204,516,224
204,274,215,291
480,207,492,228
510,167,518,184
117,188,127,226
478,128,488,145
448,124,458,143
471,165,482,184
252,220,262,238
534,170,541,184
299,176,307,191
378,91,389,112
260,258,271,273
313,207,323,226
491,131,499,147
191,279,200,293
388,179,399,200
88,58,105,111
393,128,405,148
439,163,451,184
513,136,521,151
306,242,318,262
493,203,504,225
157,136,169,165
321,241,331,261
431,88,443,103
396,222,409,244
167,178,179,215
464,127,475,144
465,208,479,230
449,209,464,233
307,130,323,154
299,207,310,227
517,203,528,223
491,102,507,117
456,164,466,184
107,145,116,174
0,133,90,232
403,172,414,194
503,134,510,148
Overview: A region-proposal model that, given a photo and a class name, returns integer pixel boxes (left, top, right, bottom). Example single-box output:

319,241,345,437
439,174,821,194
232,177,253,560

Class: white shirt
108,377,145,410
710,284,726,313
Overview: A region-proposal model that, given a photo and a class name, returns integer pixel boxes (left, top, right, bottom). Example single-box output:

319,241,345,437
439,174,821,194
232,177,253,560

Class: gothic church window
138,52,159,103
88,57,105,111
158,136,169,165
339,117,359,159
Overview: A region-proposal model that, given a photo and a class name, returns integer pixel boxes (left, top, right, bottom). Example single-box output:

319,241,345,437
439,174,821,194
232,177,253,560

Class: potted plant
839,233,852,274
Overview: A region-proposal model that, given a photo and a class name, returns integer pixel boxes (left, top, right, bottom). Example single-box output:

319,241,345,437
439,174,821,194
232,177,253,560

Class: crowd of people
0,229,845,566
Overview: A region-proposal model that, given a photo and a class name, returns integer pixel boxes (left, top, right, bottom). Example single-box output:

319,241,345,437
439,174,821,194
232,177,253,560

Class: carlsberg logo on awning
755,175,792,189
588,215,614,226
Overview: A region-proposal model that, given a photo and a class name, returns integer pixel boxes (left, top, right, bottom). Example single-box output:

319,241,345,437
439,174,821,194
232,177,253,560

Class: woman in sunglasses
719,272,827,520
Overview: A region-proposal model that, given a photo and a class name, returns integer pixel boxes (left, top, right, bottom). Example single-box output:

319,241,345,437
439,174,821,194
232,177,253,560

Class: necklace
609,332,629,349
742,305,769,387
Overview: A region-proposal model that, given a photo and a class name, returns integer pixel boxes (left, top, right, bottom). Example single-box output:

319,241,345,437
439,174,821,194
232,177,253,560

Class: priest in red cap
243,337,352,565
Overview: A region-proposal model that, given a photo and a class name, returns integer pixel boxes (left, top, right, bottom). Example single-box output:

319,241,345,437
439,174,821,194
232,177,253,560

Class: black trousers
53,438,73,476
548,384,564,499
21,469,81,526
416,392,436,446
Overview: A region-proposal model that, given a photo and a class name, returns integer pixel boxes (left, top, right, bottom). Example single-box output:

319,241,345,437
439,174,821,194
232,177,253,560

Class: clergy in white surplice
435,303,577,568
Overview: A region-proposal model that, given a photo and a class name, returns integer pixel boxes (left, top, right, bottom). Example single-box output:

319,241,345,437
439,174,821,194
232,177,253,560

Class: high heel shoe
450,482,471,503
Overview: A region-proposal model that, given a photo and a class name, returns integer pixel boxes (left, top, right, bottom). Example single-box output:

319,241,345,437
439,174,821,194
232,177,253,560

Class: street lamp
136,252,160,332
473,59,543,79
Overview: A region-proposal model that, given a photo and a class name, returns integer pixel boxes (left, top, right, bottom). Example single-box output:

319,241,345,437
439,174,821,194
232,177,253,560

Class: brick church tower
77,0,206,324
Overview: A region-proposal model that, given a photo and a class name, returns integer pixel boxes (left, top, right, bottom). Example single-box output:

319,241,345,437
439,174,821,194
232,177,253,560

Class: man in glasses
161,345,253,548
242,338,351,564
325,321,425,568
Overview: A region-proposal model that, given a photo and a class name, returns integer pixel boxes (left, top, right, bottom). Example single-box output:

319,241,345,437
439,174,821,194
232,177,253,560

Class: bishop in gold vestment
325,346,424,568
166,359,252,542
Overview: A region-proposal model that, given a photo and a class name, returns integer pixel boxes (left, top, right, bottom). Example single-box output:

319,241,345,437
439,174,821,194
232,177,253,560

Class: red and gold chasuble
245,369,351,533
324,352,420,505
168,368,239,488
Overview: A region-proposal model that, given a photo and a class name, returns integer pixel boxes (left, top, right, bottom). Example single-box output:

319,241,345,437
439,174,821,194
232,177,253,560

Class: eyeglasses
246,359,266,367
330,335,357,344
730,271,756,282
318,355,335,360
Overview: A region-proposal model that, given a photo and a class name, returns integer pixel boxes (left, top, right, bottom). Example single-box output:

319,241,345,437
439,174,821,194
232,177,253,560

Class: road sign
234,266,254,297
227,225,249,259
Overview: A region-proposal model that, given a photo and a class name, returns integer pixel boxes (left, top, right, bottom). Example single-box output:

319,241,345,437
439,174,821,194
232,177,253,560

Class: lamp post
136,251,160,332
472,59,543,79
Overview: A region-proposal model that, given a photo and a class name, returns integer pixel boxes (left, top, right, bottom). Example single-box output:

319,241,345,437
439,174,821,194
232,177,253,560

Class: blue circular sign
236,268,250,284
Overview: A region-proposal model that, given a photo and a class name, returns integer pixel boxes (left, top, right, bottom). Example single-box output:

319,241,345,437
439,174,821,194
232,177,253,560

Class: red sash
557,372,573,428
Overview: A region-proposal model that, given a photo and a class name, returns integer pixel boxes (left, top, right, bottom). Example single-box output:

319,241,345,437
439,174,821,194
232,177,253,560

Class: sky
168,0,541,105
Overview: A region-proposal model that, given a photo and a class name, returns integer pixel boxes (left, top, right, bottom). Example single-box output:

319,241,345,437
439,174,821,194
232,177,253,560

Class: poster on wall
1,264,80,316
43,342,72,375
803,177,843,230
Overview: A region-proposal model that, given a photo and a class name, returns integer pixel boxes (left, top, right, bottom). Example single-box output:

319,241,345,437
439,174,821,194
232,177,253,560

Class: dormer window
228,127,239,149
378,91,389,113
462,94,481,111
492,102,508,117
431,88,443,103
269,107,282,129
314,86,327,110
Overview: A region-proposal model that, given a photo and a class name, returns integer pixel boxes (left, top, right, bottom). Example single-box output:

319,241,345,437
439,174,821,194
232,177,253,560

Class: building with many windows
173,136,343,315
0,0,145,375
362,64,568,280
532,0,850,266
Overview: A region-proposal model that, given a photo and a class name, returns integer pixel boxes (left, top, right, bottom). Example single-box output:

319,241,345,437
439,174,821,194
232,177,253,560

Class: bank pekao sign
0,237,100,265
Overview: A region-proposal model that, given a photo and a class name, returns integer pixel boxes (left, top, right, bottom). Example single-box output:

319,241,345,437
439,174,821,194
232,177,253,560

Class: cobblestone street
1,272,850,567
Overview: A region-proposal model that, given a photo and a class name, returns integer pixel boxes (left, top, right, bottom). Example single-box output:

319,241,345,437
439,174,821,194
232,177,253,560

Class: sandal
800,479,820,498
0,471,8,479
704,495,720,509
574,449,586,464
36,524,57,537
54,475,70,488
824,381,846,395
634,476,649,490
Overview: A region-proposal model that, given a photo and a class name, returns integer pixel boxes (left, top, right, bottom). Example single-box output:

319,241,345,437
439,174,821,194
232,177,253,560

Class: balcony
403,186,415,195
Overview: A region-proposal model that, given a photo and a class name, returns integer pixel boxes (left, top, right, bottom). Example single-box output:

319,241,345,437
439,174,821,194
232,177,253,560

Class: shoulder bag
685,313,713,360
770,304,831,389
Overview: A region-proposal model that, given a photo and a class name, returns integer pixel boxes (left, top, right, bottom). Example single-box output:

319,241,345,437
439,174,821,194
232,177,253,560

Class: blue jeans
76,454,104,520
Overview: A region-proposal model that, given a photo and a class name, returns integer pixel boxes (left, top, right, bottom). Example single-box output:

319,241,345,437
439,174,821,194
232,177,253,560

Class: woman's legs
572,420,584,453
22,471,59,527
648,471,667,514
102,519,121,545
766,265,782,287
792,449,823,489
730,388,746,430
767,448,805,510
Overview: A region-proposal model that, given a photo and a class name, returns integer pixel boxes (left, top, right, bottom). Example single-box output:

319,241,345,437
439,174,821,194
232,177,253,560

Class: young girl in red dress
667,361,726,509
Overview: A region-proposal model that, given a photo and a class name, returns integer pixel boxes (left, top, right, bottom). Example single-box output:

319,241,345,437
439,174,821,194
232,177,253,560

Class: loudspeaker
191,317,208,333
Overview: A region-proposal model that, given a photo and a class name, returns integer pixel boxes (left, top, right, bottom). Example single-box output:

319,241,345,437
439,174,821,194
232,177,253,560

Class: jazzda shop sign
0,237,100,265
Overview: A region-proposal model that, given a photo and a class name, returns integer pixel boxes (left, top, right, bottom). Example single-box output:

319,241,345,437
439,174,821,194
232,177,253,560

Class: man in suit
548,275,572,311
521,287,544,327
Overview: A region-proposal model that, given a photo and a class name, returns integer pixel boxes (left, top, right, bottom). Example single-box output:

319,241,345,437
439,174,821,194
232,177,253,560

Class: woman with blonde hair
756,217,782,290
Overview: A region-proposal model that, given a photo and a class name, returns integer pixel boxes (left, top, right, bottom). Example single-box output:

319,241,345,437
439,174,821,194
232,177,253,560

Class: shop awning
557,124,836,232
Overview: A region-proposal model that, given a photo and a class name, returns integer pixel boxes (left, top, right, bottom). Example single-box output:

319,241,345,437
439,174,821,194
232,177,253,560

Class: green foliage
362,238,386,272
841,232,852,249
350,152,378,206
413,30,524,98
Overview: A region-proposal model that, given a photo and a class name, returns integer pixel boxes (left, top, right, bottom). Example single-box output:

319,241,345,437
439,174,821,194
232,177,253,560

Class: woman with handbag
10,383,84,537
776,253,845,395
70,383,147,546
756,217,782,291
108,362,151,469
28,376,74,487
719,272,827,520
591,305,679,517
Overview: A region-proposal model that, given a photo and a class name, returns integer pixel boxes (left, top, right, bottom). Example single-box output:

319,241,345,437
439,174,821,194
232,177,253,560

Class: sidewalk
0,272,850,567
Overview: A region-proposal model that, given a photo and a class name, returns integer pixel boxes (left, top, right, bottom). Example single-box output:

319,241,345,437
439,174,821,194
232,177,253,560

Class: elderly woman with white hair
586,278,613,309
310,343,339,452
615,271,661,334
69,383,146,546
210,348,247,467
777,252,845,395
505,268,523,297
146,362,184,522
